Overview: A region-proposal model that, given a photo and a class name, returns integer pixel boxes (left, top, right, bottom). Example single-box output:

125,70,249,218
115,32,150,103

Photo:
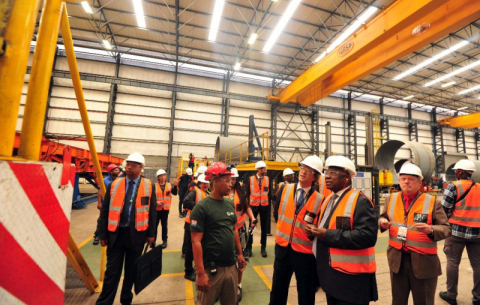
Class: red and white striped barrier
0,161,75,305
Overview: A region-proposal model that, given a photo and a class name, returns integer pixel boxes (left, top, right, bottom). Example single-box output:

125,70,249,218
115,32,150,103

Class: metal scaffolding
455,128,466,154
346,92,357,164
431,108,445,175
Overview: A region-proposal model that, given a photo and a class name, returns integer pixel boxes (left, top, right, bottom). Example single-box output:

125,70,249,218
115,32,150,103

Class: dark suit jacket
99,176,157,247
380,193,451,279
316,190,379,304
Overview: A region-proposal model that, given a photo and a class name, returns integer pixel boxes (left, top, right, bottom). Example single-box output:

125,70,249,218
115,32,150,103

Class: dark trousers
269,245,316,305
246,205,268,251
179,191,187,214
155,210,169,242
96,228,144,305
444,235,480,301
184,228,194,274
326,295,368,305
94,214,101,237
390,253,437,305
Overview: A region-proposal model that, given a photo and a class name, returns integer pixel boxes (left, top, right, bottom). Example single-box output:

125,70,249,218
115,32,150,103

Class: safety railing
0,0,103,293
216,132,270,165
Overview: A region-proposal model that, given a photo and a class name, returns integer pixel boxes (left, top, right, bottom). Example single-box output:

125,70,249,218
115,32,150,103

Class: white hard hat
126,152,145,165
156,169,166,176
186,168,193,175
300,156,323,174
230,168,239,178
399,163,423,180
197,166,208,174
283,168,295,177
325,156,357,177
452,159,476,172
197,174,208,184
255,161,267,169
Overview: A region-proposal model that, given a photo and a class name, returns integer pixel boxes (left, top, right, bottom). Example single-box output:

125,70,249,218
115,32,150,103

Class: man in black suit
97,152,157,305
306,156,378,305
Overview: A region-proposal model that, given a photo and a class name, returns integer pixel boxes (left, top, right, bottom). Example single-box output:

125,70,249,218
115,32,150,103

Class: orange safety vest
449,180,480,227
185,187,207,224
249,175,269,206
276,184,324,254
320,189,376,274
156,182,172,211
318,174,332,199
387,192,437,255
108,177,152,232
234,191,245,230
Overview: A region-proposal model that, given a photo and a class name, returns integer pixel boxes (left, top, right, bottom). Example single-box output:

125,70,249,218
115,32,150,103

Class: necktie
120,180,135,226
319,194,338,228
295,189,305,214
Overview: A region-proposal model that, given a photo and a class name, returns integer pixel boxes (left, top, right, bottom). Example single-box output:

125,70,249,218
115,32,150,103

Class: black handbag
134,243,162,294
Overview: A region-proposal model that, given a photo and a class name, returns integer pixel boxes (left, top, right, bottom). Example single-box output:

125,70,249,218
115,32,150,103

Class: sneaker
93,236,99,245
161,241,167,249
261,248,267,257
237,286,243,303
185,272,196,282
439,292,457,305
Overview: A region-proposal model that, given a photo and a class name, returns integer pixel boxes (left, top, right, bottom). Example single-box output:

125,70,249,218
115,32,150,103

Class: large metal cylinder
215,136,248,163
375,140,435,184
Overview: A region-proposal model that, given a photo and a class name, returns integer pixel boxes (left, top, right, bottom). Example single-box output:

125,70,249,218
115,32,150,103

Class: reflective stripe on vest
108,177,152,232
185,187,207,224
249,175,269,206
449,181,480,227
156,183,172,211
387,192,437,255
276,184,323,254
320,189,376,274
234,191,246,230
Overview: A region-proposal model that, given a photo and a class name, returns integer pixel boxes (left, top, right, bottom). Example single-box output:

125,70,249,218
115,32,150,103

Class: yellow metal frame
0,1,106,293
236,161,299,172
216,132,270,164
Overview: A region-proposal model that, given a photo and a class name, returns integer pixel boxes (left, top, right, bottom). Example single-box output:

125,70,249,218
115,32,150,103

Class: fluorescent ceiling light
459,84,480,95
441,81,456,88
132,0,146,28
314,6,378,63
248,33,258,45
234,62,241,70
81,1,93,14
393,40,469,81
403,95,414,100
263,0,301,53
208,0,225,42
425,59,480,87
457,106,468,110
102,39,112,50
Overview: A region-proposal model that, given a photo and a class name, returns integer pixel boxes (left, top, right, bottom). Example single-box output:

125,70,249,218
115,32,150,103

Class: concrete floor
66,194,476,305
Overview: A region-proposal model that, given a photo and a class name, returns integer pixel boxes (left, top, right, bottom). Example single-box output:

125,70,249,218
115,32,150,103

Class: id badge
397,225,407,241
303,211,316,224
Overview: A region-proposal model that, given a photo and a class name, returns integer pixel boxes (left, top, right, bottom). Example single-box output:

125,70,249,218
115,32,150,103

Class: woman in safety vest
154,169,178,249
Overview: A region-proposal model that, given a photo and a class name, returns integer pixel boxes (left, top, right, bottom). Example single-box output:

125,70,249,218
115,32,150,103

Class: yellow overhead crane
438,113,480,129
268,0,480,106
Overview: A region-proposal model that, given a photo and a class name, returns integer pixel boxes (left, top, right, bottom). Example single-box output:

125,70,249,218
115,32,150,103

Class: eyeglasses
325,169,346,177
299,166,316,175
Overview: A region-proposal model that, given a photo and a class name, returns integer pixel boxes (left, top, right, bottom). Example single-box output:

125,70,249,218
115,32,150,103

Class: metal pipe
18,0,64,160
325,122,332,159
0,0,40,157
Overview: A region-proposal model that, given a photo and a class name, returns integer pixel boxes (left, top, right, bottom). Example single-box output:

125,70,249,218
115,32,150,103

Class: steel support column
455,128,466,154
379,97,389,143
432,108,445,175
311,108,319,155
103,54,120,154
220,75,226,135
270,103,278,160
407,103,418,142
166,0,180,177
347,92,357,164
43,47,59,135
223,72,231,137
476,129,480,160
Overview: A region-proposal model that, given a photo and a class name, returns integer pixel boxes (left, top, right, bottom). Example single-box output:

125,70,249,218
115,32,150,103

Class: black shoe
237,286,243,303
161,241,167,249
261,248,267,257
179,214,184,218
439,292,457,305
93,236,99,245
185,271,196,282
